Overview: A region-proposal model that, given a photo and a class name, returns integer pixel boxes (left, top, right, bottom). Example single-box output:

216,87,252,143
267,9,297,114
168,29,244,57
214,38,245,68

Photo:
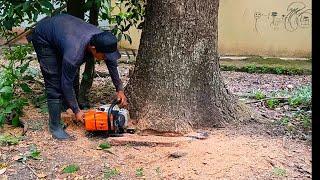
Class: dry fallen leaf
12,155,22,161
0,167,7,175
36,173,47,178
0,147,9,151
0,175,8,180
0,163,7,169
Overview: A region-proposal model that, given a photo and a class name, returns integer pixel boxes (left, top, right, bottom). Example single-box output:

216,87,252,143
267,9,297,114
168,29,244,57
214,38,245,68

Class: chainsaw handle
107,99,120,130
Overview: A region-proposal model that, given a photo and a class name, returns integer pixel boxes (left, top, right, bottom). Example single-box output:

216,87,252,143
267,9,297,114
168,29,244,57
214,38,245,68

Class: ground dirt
0,61,312,180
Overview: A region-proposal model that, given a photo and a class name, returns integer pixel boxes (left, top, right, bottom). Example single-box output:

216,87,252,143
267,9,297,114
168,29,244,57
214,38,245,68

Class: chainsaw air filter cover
84,110,109,131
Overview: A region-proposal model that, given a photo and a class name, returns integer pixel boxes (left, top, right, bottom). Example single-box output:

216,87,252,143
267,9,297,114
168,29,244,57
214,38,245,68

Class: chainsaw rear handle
107,99,121,128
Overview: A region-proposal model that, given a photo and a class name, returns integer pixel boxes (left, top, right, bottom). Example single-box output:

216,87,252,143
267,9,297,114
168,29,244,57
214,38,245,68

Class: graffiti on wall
254,2,311,32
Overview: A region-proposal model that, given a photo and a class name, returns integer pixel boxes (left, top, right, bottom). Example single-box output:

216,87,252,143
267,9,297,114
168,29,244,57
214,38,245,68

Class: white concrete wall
218,0,311,57
119,0,312,58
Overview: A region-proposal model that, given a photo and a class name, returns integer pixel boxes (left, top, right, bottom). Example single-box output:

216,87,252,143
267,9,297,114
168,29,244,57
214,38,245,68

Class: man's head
88,31,121,61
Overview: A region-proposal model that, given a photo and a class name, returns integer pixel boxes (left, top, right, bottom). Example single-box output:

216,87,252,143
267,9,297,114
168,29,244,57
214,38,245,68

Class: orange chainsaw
83,99,130,134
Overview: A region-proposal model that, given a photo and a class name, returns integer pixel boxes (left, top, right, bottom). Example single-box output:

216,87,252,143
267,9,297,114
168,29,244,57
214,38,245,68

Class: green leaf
30,150,41,160
22,75,35,81
19,83,32,93
115,16,122,25
8,6,14,17
94,0,102,6
42,8,52,15
4,105,15,114
39,0,54,9
12,115,20,127
0,86,13,94
0,115,6,127
101,12,109,19
3,19,14,30
30,151,41,159
33,12,39,22
111,28,118,35
27,144,42,160
0,98,5,106
83,0,94,10
26,11,32,19
23,1,31,11
63,164,79,174
99,142,112,149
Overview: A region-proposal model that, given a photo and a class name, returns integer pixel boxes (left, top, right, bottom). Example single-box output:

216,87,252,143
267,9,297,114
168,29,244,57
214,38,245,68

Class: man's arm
61,59,80,114
104,58,128,107
104,58,123,92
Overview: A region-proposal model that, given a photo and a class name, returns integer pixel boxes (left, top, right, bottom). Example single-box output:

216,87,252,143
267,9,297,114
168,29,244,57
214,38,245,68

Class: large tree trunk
78,2,99,108
125,0,251,133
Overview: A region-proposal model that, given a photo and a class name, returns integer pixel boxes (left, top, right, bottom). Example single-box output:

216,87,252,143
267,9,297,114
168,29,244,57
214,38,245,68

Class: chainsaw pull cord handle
107,99,121,133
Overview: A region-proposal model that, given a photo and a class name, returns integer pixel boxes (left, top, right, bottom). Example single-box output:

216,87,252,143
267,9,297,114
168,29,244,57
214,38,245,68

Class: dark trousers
32,42,79,111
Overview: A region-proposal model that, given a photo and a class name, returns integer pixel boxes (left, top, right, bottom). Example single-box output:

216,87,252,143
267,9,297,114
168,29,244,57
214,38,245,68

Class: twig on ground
94,71,109,78
245,97,288,104
144,154,171,165
105,149,119,157
23,162,39,178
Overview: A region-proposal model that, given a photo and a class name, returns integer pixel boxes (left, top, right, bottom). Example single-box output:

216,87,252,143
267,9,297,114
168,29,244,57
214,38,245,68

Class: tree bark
125,0,251,133
67,0,85,101
67,0,85,19
78,2,99,108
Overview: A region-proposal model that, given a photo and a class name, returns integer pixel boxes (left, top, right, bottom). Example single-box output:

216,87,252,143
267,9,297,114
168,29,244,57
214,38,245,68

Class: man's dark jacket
29,13,123,113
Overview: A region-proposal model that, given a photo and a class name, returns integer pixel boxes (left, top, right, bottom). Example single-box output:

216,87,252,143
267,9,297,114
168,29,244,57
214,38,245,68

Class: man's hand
116,90,128,108
75,110,85,123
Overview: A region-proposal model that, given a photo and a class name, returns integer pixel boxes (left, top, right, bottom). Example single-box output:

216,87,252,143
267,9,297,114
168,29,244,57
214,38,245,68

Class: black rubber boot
47,99,70,140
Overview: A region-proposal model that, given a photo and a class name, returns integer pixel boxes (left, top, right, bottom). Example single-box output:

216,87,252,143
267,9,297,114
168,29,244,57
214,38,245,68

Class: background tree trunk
125,0,251,133
78,2,99,108
67,0,85,19
67,0,85,102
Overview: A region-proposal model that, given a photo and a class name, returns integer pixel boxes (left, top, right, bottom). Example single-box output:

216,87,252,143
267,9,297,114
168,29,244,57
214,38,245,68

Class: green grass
279,117,290,126
28,144,41,160
104,167,120,179
288,86,312,107
295,111,312,129
220,57,311,75
265,85,312,138
136,167,144,177
272,167,287,176
253,90,266,100
266,99,280,109
0,134,20,146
